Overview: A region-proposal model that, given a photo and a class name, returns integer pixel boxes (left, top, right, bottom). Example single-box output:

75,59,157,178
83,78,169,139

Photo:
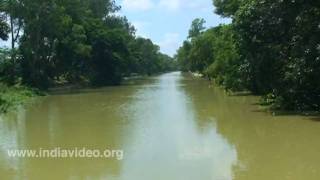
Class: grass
0,83,42,113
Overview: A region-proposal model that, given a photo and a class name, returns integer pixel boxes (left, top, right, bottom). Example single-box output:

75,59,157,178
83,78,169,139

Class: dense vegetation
0,83,39,113
176,0,320,111
0,0,175,112
0,0,175,90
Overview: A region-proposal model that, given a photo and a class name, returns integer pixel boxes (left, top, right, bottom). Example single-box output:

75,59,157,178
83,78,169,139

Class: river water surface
1,72,320,180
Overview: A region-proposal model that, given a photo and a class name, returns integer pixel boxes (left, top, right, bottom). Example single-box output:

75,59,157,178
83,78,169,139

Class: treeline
176,1,320,111
0,0,175,89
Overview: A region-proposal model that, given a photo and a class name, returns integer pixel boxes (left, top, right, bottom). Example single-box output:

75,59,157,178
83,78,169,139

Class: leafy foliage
188,18,206,39
0,0,176,89
177,0,320,111
0,1,9,40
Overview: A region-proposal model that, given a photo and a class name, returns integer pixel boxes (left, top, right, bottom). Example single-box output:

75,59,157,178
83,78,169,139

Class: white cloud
159,0,181,11
121,0,211,12
122,0,154,11
157,33,181,56
158,0,210,12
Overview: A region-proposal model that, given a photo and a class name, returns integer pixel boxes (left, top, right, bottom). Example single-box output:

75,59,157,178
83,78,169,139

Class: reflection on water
0,72,320,180
119,72,237,180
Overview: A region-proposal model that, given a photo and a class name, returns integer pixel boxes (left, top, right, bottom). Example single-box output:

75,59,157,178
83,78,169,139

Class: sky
0,0,231,57
117,0,230,56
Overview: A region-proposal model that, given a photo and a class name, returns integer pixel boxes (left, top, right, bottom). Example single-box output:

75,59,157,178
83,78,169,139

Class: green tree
213,0,320,110
188,18,206,39
0,1,9,40
213,0,242,17
176,41,192,72
204,25,242,90
176,0,320,110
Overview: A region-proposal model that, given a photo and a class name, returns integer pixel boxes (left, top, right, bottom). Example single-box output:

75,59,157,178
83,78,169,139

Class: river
1,72,320,180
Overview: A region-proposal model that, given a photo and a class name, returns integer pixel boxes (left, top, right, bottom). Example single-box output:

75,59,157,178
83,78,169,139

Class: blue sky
117,0,230,56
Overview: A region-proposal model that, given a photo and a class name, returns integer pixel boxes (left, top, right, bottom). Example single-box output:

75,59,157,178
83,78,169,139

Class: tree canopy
176,0,320,111
0,0,176,89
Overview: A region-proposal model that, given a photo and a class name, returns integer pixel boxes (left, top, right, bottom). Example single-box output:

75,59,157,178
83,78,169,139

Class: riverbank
0,73,166,113
189,72,320,115
0,84,41,113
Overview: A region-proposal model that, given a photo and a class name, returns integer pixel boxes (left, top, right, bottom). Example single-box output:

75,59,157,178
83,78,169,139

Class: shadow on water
229,92,254,97
48,78,158,96
310,117,320,122
250,109,320,122
262,109,320,122
226,91,320,123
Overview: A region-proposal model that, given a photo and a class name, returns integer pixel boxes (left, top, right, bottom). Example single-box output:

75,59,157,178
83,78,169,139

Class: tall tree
188,18,206,39
213,0,242,17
